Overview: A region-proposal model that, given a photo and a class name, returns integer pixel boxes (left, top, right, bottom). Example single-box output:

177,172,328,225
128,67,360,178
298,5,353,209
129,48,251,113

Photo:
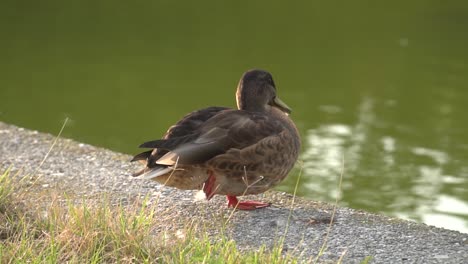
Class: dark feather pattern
130,150,152,162
132,106,228,175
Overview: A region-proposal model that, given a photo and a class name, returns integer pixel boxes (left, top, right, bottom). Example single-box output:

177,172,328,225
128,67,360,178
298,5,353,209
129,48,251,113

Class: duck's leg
226,195,270,210
203,171,217,200
204,171,269,210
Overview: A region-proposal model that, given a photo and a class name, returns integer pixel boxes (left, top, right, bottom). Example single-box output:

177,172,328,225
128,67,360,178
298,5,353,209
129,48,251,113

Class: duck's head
236,69,292,114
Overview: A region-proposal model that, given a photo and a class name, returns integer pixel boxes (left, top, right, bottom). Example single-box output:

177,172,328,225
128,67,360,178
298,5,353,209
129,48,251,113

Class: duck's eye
268,77,275,87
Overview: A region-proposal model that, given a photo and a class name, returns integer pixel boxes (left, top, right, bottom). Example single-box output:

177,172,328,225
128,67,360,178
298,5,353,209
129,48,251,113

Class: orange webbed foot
226,195,270,210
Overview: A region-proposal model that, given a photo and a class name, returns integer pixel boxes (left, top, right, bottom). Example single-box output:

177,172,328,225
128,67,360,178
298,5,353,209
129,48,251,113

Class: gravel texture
1,121,467,263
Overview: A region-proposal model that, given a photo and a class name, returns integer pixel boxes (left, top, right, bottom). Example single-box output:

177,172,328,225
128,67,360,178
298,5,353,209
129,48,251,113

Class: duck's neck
236,87,267,112
238,102,267,112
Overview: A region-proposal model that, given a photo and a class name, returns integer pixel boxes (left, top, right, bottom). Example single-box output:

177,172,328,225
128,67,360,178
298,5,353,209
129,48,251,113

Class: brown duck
132,69,300,210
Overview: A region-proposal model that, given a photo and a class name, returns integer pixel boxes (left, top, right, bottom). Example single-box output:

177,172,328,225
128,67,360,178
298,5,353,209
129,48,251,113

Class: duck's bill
273,97,292,114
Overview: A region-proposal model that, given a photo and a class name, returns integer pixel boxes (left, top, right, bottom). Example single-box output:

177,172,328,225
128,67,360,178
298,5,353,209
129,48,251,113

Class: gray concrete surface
1,121,467,263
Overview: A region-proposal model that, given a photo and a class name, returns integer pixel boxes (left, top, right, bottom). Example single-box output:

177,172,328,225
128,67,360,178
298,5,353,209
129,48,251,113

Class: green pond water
1,1,467,233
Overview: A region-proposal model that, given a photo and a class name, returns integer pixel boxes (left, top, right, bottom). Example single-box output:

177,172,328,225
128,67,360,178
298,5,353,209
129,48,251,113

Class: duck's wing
131,106,229,176
154,110,290,166
163,107,230,139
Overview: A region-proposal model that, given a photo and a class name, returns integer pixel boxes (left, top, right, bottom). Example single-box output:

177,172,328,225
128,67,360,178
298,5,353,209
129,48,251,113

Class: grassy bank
0,168,301,263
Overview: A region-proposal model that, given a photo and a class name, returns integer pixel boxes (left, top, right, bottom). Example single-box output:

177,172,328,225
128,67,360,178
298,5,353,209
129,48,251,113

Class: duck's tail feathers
130,150,153,162
138,134,199,150
139,139,166,148
132,166,173,180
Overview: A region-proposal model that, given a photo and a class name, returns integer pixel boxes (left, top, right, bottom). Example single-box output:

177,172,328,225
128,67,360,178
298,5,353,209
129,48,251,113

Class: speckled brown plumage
132,69,301,210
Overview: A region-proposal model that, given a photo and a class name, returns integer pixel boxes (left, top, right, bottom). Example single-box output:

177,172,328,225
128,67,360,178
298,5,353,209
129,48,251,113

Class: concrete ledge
1,121,467,263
